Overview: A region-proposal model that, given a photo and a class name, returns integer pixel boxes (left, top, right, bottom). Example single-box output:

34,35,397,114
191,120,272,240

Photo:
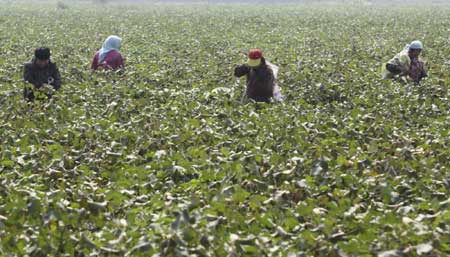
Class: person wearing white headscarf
91,35,125,70
381,40,427,83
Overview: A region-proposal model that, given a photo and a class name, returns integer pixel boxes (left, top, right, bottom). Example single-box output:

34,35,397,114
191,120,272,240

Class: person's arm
420,69,428,79
234,64,250,77
386,63,401,74
419,61,428,79
387,62,409,75
91,53,99,70
51,63,61,90
398,54,411,75
23,63,41,87
116,53,125,69
387,53,409,76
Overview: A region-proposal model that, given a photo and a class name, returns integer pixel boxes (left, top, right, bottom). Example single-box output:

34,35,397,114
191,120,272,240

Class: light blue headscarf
409,40,423,50
403,40,423,51
99,35,122,63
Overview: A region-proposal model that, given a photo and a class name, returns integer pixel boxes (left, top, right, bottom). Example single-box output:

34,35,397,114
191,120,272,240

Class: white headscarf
99,35,122,63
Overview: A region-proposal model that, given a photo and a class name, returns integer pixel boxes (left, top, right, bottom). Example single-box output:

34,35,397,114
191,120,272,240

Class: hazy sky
3,0,450,3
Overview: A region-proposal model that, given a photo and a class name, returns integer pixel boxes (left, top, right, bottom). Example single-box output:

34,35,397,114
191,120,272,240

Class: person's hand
38,84,49,91
234,65,250,77
39,84,55,94
399,67,409,75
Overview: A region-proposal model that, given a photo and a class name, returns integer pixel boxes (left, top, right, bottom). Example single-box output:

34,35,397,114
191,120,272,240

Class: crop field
0,2,449,256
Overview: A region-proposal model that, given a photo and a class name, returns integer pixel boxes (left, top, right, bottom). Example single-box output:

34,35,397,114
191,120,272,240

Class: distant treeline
86,0,450,3
3,0,450,4
96,0,449,2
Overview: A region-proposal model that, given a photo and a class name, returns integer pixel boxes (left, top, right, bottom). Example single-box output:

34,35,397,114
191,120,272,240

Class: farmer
91,35,125,70
23,47,61,101
234,48,283,103
382,40,427,83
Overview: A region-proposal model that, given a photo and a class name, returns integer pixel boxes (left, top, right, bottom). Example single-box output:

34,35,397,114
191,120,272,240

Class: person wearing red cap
234,49,282,103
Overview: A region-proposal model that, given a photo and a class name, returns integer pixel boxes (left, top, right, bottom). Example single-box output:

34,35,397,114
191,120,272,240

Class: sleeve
387,52,409,74
51,64,62,90
386,63,401,73
420,61,428,79
91,53,99,70
421,70,428,78
23,63,40,87
117,53,124,68
234,64,250,77
397,53,411,74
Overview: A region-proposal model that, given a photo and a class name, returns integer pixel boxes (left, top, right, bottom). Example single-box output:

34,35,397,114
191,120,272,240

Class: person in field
234,49,283,103
23,47,61,101
91,35,124,70
382,40,427,83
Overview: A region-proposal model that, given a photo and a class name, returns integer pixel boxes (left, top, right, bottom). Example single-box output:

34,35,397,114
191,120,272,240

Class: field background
0,1,449,256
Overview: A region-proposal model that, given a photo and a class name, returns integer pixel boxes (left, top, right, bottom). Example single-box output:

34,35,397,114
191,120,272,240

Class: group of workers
23,35,124,101
23,36,427,102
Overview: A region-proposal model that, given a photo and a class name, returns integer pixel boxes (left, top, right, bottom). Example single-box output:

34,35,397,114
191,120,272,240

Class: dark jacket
23,58,61,101
234,57,275,102
23,58,61,90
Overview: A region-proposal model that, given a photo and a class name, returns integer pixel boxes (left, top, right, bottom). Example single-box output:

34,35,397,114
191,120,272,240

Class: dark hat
34,47,51,60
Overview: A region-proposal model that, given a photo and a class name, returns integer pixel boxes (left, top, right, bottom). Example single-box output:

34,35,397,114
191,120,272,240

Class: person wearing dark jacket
234,49,282,103
23,47,61,101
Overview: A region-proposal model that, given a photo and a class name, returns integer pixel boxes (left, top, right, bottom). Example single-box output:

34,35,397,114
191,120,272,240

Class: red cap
248,49,263,60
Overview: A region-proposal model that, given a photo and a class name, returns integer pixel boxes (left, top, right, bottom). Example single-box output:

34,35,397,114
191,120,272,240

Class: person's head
103,35,122,51
34,47,51,68
408,40,423,59
247,48,263,68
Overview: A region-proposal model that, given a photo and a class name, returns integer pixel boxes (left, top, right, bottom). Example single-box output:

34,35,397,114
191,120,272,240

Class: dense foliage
0,3,449,257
